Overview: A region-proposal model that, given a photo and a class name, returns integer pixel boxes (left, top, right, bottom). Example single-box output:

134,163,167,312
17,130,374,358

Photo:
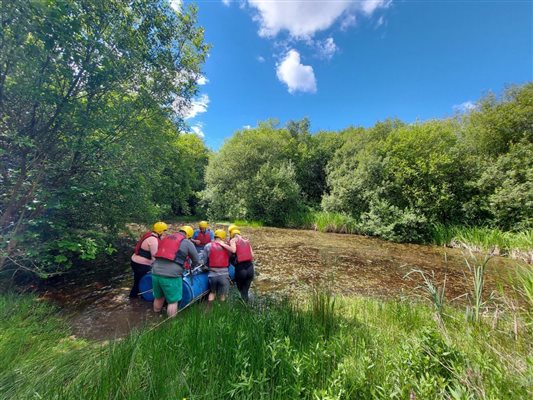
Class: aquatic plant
464,253,492,324
404,269,447,323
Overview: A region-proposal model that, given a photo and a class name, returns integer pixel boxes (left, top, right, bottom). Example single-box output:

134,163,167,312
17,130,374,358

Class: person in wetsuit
129,222,168,298
229,229,255,302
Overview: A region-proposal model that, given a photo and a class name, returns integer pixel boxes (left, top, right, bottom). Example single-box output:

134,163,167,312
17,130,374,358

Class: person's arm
228,238,237,254
217,239,233,253
187,240,200,268
191,230,201,246
202,244,210,267
148,237,159,263
209,230,214,241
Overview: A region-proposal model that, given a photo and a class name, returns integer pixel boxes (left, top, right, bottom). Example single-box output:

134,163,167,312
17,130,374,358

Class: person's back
151,226,199,317
129,222,167,298
203,229,233,303
229,229,255,301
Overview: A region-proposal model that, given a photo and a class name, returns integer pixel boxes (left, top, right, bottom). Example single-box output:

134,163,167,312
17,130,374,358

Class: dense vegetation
1,285,531,399
204,84,532,245
0,1,209,276
1,0,531,279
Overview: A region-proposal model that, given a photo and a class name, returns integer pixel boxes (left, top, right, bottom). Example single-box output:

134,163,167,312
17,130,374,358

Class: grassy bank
281,211,532,261
1,291,531,399
432,224,533,259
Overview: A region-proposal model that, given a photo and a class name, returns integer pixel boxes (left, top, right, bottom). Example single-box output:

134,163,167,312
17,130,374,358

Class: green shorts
152,274,182,304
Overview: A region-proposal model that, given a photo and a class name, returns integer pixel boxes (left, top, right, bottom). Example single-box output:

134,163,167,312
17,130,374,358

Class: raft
139,265,236,307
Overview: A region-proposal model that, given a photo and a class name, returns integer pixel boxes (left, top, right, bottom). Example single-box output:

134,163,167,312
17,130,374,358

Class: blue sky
174,0,533,150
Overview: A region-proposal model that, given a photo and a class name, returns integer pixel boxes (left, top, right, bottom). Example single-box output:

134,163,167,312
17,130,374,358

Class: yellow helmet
152,221,168,235
214,229,227,240
228,224,238,233
199,221,208,229
179,225,194,239
230,229,241,238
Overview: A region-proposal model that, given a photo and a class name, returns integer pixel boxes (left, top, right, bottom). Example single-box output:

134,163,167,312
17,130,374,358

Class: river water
39,225,524,340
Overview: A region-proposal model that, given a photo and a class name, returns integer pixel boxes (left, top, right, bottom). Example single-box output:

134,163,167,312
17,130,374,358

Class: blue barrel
139,273,155,302
180,272,209,307
139,265,236,305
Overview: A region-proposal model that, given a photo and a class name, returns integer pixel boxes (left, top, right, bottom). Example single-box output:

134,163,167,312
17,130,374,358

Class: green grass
284,211,360,234
230,219,264,228
432,224,533,258
1,291,531,399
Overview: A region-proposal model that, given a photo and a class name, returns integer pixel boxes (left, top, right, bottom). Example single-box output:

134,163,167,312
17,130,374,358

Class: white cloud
169,0,181,12
243,125,252,130
453,101,476,113
257,55,265,63
197,75,209,85
184,94,210,119
340,14,357,31
190,123,205,138
248,0,391,38
315,37,337,60
362,0,392,15
276,50,317,94
222,0,231,6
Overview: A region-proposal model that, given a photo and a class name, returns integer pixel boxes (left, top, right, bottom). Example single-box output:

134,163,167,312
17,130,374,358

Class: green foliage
0,0,209,274
320,84,533,242
358,199,431,243
201,83,532,249
476,141,533,230
203,121,302,224
1,293,531,399
248,161,302,225
322,120,402,217
463,83,533,156
383,328,466,398
431,224,533,261
155,133,210,216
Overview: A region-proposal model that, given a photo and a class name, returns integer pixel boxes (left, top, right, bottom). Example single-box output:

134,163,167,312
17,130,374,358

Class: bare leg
220,294,226,302
167,302,178,317
153,297,165,313
208,292,216,302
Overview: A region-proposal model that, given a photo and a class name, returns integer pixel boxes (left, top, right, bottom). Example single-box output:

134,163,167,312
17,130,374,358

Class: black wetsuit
234,261,254,301
129,241,154,298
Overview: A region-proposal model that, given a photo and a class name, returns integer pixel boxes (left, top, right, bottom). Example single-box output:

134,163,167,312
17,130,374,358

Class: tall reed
464,253,491,323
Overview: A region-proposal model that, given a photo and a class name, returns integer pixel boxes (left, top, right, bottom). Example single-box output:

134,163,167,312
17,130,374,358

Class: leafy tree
477,141,533,230
463,83,533,156
380,120,471,224
0,0,209,274
204,121,309,221
247,161,301,225
323,119,472,241
156,133,210,216
322,119,404,216
291,125,348,206
460,84,533,230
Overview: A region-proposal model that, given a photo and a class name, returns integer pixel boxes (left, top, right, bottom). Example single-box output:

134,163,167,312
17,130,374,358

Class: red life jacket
209,242,229,268
134,231,156,259
196,229,212,245
236,237,253,263
155,233,185,262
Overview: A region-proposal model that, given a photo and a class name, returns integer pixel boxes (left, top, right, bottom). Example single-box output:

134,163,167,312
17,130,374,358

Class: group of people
129,221,255,317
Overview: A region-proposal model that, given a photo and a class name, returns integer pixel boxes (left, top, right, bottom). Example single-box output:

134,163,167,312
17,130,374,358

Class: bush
358,199,431,243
